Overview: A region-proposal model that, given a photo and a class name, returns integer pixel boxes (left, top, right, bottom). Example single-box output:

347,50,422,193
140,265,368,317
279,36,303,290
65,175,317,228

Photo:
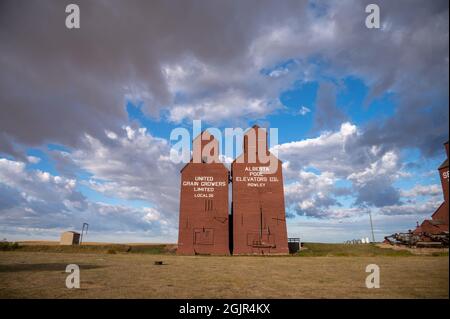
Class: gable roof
180,130,228,173
232,125,282,164
438,158,449,170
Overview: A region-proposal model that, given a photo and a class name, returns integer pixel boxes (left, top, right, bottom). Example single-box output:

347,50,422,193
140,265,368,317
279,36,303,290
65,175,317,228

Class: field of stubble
0,246,448,298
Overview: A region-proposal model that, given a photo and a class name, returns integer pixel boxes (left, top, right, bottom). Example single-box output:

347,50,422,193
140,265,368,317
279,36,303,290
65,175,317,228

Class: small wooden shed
60,231,80,245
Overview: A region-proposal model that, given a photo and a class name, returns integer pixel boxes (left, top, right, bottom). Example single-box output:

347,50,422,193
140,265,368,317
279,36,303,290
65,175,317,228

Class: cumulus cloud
0,156,176,240
273,122,361,179
0,157,86,228
353,178,401,208
1,0,447,158
378,198,442,217
0,0,448,240
275,122,434,217
0,0,307,152
0,158,86,212
0,120,443,239
284,170,340,218
67,126,180,219
400,184,442,198
347,151,404,207
168,89,280,124
298,106,311,116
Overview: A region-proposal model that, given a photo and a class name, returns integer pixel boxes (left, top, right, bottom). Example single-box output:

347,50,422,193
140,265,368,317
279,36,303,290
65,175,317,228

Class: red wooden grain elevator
413,141,449,235
231,125,289,255
177,131,230,255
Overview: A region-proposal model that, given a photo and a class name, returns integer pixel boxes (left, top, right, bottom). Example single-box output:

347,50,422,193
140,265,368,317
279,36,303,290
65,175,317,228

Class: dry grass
0,251,447,298
7,241,447,257
376,243,449,256
17,241,174,246
1,242,176,254
297,243,448,257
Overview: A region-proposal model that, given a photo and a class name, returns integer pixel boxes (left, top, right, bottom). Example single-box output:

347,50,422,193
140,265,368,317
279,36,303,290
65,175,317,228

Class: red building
177,131,230,255
414,141,449,237
231,125,289,255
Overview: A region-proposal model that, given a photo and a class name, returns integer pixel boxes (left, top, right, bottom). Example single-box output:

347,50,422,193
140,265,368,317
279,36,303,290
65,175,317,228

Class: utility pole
369,211,375,243
80,222,89,245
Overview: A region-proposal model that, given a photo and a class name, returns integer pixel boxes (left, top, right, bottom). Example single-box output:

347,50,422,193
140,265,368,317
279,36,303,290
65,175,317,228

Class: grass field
0,243,448,298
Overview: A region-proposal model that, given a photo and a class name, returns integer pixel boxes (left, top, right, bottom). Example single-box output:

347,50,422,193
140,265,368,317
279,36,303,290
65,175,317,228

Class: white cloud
272,122,360,179
0,158,81,207
284,170,340,218
268,68,289,78
0,155,177,241
274,121,438,216
27,156,40,164
105,130,118,140
1,120,443,241
168,88,281,124
0,0,447,242
1,1,447,160
400,184,442,198
347,151,400,186
0,157,87,231
298,106,311,116
378,198,442,217
71,126,180,220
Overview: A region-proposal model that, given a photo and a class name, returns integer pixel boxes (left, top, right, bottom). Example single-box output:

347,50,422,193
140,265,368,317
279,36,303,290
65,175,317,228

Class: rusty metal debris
384,231,449,247
384,141,449,248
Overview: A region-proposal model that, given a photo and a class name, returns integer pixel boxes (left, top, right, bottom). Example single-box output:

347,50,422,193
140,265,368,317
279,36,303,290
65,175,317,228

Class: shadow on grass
0,263,104,273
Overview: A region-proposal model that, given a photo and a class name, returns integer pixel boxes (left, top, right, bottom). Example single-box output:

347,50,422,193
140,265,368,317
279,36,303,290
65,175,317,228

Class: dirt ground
376,243,449,255
0,251,448,298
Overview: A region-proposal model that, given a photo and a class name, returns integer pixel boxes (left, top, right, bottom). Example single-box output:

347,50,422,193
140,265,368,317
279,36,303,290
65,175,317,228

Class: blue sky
0,0,448,243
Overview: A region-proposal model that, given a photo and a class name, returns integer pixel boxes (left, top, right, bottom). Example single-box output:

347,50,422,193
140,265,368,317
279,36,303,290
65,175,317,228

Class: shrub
0,242,20,251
